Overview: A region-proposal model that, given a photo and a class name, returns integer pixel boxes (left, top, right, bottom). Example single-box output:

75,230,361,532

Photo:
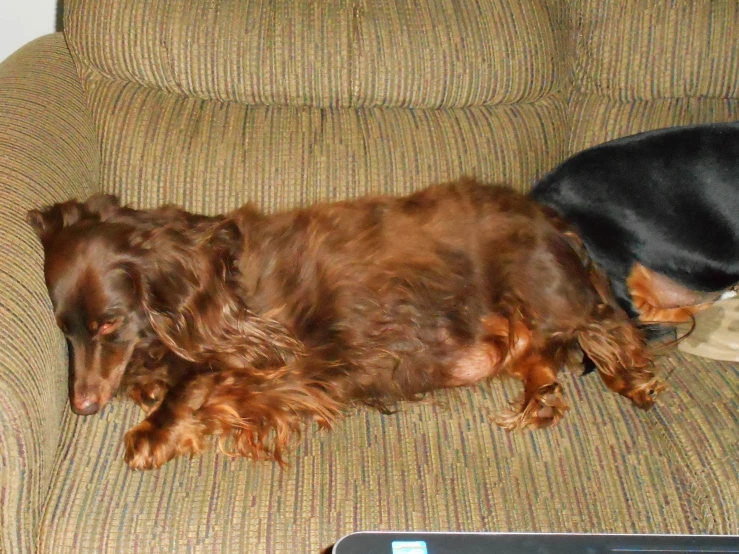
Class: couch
1,0,737,552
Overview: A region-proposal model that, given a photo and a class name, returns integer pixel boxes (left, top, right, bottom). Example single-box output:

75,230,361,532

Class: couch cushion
574,0,739,100
566,96,739,156
64,0,570,108
38,351,738,553
84,80,568,210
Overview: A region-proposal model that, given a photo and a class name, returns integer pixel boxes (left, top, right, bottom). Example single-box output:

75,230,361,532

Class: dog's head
27,195,150,415
28,195,298,416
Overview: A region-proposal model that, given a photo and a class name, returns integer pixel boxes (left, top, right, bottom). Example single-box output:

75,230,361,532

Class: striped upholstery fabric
568,97,739,155
0,34,100,553
574,0,739,101
65,0,569,108
86,79,568,209
0,0,737,552
36,353,739,552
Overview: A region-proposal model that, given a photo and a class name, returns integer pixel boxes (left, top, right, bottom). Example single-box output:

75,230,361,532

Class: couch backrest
64,0,571,108
567,0,739,153
61,0,739,212
574,0,739,102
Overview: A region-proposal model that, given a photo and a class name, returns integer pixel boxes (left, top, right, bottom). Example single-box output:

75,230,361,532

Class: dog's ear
26,200,85,244
84,194,121,221
137,219,301,370
26,194,122,244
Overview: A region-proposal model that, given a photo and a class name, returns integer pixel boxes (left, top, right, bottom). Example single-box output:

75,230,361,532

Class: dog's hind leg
472,313,570,430
578,304,665,410
494,350,570,430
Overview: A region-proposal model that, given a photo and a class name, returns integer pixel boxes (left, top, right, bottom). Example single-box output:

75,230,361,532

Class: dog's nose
71,396,101,415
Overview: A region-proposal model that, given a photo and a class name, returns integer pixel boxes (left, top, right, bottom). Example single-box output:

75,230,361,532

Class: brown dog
28,179,662,470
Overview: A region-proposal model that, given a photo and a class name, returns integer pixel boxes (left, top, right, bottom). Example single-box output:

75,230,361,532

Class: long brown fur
27,179,662,470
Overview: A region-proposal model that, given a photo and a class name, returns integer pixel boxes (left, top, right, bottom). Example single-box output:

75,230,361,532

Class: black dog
531,122,739,334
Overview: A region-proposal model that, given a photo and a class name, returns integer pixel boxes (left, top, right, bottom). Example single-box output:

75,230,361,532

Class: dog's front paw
124,421,177,470
128,380,168,415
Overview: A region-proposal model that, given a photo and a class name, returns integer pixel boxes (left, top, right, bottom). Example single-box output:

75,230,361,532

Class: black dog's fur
531,122,739,330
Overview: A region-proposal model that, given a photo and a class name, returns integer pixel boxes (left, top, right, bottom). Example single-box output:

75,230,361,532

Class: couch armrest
0,33,100,553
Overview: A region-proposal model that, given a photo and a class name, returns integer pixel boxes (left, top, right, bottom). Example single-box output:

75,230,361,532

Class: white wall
0,0,59,62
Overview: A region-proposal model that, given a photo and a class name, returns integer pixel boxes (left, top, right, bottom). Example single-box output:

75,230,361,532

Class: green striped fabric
65,0,569,108
85,79,568,209
574,0,739,101
37,352,738,553
567,96,739,158
0,34,100,554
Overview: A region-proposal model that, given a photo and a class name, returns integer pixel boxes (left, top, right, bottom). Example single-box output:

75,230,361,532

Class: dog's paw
128,381,168,415
624,376,665,410
124,421,177,470
529,384,569,428
495,383,569,431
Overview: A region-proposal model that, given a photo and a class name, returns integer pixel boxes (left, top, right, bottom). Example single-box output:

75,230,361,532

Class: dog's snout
67,337,135,415
71,394,101,415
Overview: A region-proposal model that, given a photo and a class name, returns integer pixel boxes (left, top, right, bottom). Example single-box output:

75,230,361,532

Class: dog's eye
98,318,122,336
